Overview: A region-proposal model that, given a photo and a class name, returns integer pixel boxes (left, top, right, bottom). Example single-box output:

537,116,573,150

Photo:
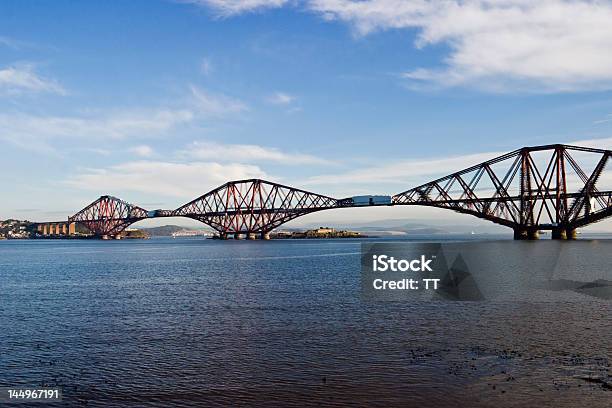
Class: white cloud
181,141,332,165
193,0,612,93
304,136,612,188
0,85,249,153
568,136,612,150
66,160,267,198
0,64,65,95
190,85,248,116
305,151,500,186
308,0,612,92
187,0,290,16
130,145,155,157
0,109,193,152
267,91,296,105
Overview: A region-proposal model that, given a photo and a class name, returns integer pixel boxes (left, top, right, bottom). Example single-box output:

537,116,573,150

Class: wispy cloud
66,160,268,198
568,136,612,150
0,85,250,153
180,141,332,165
130,145,155,157
0,36,44,50
0,64,66,95
190,85,248,116
304,151,501,187
0,36,24,49
287,106,302,114
266,91,296,105
0,109,193,153
186,0,290,16
593,114,612,125
304,136,612,189
200,57,213,75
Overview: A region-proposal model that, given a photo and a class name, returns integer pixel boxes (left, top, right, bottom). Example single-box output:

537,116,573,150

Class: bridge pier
551,228,577,240
218,232,228,240
247,233,257,240
513,228,539,240
513,229,527,240
234,233,243,240
261,232,271,240
551,228,566,240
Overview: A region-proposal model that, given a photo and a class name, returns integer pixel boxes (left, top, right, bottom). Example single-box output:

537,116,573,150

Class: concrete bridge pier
513,229,527,240
234,233,243,240
552,228,566,240
551,227,577,240
261,232,271,240
513,228,539,240
514,228,527,241
247,233,257,240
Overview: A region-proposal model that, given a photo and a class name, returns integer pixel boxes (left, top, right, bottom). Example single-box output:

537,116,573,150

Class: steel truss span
68,195,150,238
172,179,341,238
393,144,611,239
59,144,611,240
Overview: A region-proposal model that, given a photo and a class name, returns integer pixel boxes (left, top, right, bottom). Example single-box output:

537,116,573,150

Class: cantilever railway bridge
36,144,612,240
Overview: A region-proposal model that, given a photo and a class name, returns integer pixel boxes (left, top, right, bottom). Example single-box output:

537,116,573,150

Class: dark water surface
1,237,610,407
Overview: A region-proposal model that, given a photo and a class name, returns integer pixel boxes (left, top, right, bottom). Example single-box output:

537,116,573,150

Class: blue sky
2,0,612,230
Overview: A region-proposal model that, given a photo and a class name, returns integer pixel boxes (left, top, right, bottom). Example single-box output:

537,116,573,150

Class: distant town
0,219,34,239
269,227,363,239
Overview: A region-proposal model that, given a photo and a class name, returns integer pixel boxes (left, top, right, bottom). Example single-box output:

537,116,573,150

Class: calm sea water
0,236,610,407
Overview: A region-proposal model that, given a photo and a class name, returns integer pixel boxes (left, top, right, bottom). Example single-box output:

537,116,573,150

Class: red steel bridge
36,144,611,240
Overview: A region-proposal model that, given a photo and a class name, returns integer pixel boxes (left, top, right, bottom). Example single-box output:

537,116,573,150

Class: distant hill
290,218,508,235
